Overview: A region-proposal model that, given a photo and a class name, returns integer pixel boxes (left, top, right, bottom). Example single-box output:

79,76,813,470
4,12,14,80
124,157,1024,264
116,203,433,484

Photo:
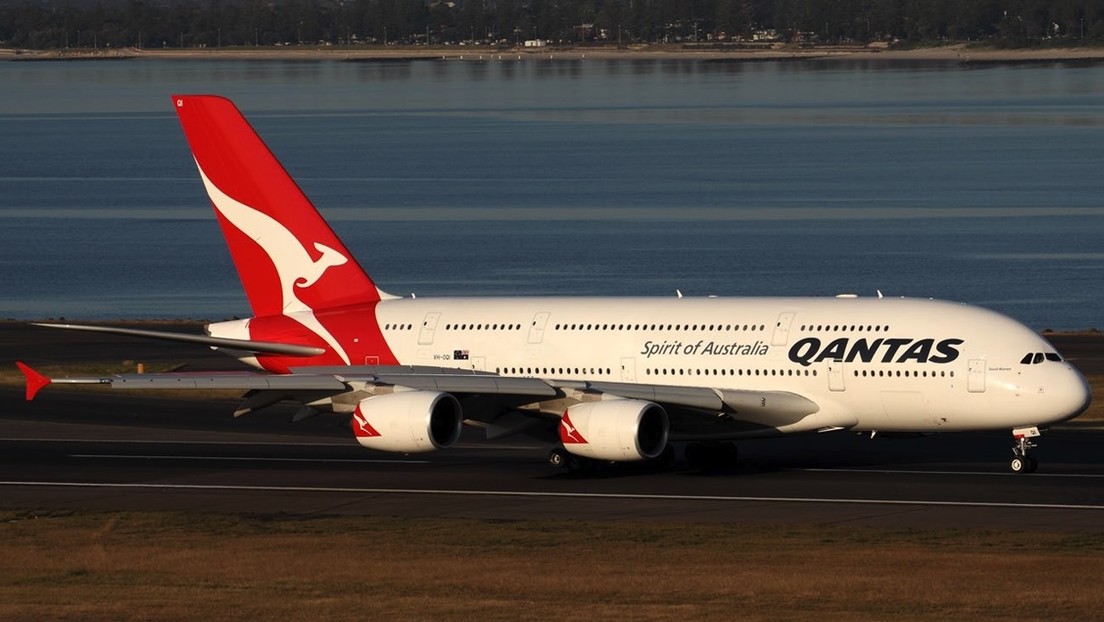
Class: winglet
15,361,51,401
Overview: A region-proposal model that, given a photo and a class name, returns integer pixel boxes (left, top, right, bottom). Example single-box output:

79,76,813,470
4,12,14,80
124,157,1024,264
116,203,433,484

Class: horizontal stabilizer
15,361,51,401
32,323,326,357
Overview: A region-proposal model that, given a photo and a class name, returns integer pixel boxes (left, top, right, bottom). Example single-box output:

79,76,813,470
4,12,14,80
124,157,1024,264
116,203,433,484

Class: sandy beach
6,42,1104,63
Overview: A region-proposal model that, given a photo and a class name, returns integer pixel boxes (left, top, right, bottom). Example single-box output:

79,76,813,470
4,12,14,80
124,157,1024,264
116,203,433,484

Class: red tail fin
171,95,381,317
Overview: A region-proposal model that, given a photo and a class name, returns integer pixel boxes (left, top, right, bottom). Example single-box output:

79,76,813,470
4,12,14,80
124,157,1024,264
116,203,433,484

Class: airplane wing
16,362,844,438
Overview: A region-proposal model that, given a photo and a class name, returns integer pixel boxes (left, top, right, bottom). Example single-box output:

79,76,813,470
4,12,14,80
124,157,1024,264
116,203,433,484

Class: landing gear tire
1010,456,1028,474
548,447,599,474
1010,454,1039,474
1009,427,1043,474
548,447,570,469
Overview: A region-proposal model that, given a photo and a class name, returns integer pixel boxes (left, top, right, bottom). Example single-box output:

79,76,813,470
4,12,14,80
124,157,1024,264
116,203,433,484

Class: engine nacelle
352,391,462,453
560,399,669,462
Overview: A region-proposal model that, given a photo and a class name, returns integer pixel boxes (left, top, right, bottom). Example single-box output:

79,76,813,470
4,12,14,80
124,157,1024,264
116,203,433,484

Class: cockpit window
1022,351,1064,364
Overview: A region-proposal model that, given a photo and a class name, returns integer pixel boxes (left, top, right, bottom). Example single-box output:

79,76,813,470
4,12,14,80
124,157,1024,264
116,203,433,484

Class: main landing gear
547,445,677,474
1010,426,1042,474
547,447,602,474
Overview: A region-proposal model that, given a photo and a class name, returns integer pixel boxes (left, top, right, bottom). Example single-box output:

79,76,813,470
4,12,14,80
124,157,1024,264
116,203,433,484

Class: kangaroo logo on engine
788,337,964,367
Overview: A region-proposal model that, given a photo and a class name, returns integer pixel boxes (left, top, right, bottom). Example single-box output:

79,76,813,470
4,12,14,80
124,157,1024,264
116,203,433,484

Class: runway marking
69,454,431,465
796,468,1104,479
1,481,1102,512
0,438,540,451
0,437,351,447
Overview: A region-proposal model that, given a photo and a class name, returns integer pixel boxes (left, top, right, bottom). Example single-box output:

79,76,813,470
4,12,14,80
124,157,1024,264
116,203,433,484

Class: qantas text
788,337,964,367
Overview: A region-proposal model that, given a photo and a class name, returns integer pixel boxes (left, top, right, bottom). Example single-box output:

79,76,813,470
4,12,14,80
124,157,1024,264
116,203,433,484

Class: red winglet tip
15,361,50,401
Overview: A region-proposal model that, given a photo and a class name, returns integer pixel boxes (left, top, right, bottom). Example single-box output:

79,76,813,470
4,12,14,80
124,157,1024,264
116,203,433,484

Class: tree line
2,0,1103,51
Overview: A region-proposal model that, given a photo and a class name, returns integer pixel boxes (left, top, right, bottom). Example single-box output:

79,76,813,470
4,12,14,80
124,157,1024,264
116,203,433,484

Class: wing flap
550,380,725,410
17,364,555,399
16,364,349,398
107,373,349,391
292,366,559,398
548,379,836,435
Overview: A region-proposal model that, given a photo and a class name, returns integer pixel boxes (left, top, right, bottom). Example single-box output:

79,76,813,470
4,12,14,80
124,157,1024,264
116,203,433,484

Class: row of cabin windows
409,322,771,333
647,368,818,378
494,366,815,378
801,324,891,332
556,323,767,332
444,323,523,331
497,366,613,376
854,369,955,378
391,322,895,334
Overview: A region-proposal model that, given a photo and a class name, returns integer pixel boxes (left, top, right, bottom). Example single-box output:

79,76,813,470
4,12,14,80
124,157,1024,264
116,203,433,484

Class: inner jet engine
352,391,463,453
561,399,669,461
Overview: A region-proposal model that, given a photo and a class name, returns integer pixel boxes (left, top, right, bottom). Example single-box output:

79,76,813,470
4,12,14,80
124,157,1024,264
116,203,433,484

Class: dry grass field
2,511,1104,621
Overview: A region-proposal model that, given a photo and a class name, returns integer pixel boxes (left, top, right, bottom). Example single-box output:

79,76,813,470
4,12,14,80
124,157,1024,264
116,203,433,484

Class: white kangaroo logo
197,162,351,363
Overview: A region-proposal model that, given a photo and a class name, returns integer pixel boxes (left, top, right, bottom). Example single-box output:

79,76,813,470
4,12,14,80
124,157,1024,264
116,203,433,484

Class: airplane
16,94,1092,475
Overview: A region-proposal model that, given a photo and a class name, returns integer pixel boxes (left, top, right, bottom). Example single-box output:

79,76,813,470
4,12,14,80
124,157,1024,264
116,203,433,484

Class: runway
5,322,1103,531
4,387,1103,531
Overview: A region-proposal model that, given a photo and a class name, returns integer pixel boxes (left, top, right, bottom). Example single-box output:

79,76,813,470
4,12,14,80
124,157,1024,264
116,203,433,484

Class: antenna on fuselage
676,289,683,299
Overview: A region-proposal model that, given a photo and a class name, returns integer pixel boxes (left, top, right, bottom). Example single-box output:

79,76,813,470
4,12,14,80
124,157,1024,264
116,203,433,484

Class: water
1,58,1103,329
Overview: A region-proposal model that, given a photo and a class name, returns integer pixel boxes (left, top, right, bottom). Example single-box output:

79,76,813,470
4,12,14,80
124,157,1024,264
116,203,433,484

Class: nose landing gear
1010,426,1041,474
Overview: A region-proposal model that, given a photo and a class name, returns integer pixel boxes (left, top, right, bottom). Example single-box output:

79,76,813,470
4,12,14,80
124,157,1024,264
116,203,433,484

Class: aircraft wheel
1010,456,1028,474
548,447,570,469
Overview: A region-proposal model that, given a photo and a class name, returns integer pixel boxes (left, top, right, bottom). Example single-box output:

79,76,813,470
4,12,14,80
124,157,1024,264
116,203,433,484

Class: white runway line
0,437,352,447
796,468,1104,479
1,480,1103,511
0,438,541,450
69,454,430,464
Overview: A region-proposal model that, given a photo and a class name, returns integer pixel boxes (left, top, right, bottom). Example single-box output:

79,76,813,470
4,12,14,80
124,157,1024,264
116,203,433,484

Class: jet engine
560,399,669,462
351,391,463,453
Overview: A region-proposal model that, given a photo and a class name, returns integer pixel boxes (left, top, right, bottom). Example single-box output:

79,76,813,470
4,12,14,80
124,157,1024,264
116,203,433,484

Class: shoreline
6,42,1104,63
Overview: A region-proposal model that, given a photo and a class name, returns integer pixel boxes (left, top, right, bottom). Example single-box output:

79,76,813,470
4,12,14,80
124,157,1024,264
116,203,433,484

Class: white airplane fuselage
210,295,1091,435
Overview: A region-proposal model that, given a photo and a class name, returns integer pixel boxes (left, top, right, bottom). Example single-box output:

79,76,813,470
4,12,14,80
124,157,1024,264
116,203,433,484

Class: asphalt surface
3,322,1103,531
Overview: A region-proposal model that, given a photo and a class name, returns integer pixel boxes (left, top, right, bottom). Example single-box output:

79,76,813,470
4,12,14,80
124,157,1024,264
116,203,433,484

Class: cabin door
827,359,846,392
968,359,987,393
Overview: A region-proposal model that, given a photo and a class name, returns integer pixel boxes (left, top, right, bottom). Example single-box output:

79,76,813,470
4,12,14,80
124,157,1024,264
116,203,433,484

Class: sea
1,57,1103,329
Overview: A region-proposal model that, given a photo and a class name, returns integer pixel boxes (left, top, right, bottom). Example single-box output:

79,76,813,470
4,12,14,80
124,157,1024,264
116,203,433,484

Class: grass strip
1,511,1103,621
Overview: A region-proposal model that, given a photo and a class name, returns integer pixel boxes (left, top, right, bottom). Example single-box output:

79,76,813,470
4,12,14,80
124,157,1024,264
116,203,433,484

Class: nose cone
1052,366,1092,424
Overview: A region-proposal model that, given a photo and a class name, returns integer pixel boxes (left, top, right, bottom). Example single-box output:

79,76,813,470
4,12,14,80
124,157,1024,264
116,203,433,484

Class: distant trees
1,0,1103,50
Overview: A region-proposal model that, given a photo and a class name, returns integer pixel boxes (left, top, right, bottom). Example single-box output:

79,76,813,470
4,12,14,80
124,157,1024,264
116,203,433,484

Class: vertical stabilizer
171,95,381,316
